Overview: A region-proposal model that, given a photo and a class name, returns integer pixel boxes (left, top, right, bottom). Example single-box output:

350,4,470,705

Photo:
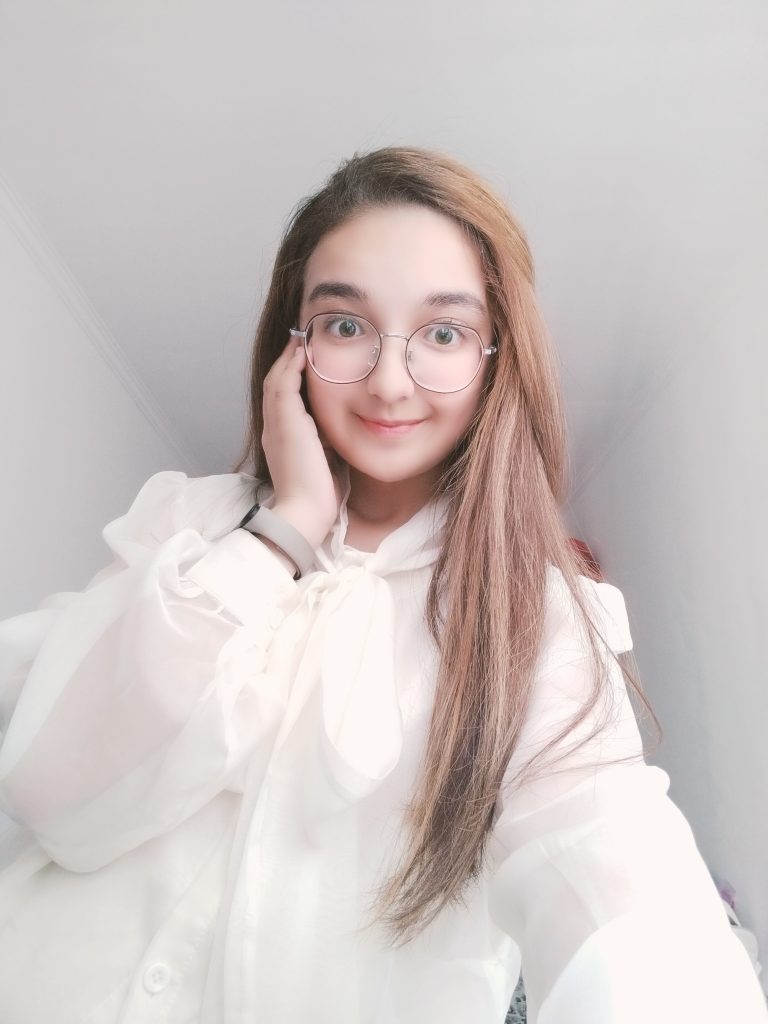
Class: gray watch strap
237,503,316,579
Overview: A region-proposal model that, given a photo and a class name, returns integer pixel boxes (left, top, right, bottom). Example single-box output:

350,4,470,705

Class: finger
279,342,306,389
281,336,305,368
269,334,302,368
265,337,304,392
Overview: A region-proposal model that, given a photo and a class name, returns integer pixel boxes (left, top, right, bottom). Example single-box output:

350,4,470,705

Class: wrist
256,535,302,578
271,502,330,551
237,501,319,579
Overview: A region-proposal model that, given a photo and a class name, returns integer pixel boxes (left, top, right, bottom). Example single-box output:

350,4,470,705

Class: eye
433,325,456,345
323,316,365,339
423,323,465,347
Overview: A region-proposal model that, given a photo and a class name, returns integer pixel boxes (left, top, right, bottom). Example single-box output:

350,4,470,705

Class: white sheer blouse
0,470,764,1023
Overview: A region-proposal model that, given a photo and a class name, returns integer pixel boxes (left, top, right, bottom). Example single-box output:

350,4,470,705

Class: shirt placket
116,824,232,1024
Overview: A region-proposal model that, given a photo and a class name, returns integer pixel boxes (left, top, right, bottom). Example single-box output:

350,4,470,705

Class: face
299,204,493,487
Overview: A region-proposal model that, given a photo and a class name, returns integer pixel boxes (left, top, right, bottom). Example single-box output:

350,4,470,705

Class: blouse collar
314,461,449,577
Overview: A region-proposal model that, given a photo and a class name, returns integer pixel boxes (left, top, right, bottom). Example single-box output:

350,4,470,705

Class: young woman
0,147,765,1023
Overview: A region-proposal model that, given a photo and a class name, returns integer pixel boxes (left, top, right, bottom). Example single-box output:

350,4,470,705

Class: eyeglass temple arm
289,328,306,339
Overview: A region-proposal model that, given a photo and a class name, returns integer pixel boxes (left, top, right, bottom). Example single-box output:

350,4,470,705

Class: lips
363,417,423,426
357,415,425,436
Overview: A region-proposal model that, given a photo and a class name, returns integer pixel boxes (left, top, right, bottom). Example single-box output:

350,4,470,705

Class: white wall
0,179,200,619
565,268,768,986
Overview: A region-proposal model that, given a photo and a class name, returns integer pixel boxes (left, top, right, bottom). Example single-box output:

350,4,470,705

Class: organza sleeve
0,471,300,871
488,569,767,1023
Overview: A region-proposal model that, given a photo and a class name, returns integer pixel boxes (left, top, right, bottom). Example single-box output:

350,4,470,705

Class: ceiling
1,0,765,484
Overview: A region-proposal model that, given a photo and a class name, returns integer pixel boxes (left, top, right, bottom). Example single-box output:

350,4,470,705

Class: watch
236,503,316,580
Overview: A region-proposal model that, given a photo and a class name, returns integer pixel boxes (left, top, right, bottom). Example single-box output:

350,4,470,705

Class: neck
346,466,440,528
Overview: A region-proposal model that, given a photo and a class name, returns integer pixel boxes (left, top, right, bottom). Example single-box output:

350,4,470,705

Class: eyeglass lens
304,314,484,392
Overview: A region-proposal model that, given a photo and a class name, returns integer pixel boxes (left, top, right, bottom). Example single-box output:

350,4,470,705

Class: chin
356,465,423,484
337,449,440,485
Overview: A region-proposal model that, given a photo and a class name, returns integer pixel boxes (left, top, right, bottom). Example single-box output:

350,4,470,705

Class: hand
261,336,343,549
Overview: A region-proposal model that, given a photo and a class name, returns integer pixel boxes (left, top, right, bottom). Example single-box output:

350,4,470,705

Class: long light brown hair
235,146,661,943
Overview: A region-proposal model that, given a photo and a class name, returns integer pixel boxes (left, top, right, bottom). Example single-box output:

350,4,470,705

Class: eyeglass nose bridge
367,332,422,377
290,327,416,374
363,332,413,377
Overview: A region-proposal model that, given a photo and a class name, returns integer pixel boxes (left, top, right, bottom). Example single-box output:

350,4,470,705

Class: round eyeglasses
289,312,497,394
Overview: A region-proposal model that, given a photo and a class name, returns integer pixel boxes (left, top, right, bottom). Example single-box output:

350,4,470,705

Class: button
143,962,171,994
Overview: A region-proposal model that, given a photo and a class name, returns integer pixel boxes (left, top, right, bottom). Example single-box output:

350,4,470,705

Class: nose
365,334,416,402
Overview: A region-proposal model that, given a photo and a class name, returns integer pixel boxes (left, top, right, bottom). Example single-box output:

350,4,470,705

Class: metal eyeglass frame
289,311,498,394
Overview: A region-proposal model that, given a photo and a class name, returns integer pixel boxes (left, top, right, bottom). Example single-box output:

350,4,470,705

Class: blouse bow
272,485,447,833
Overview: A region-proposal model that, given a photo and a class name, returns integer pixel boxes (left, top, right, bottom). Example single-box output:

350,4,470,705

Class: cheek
305,377,348,438
443,385,485,434
306,371,331,409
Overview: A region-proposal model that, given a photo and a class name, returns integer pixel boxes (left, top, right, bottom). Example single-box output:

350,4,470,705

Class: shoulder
543,564,634,656
102,470,274,555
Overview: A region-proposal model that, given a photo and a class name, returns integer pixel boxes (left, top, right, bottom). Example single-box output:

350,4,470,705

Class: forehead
301,204,488,314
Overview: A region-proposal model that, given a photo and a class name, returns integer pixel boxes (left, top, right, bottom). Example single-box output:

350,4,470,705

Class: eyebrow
306,281,488,316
